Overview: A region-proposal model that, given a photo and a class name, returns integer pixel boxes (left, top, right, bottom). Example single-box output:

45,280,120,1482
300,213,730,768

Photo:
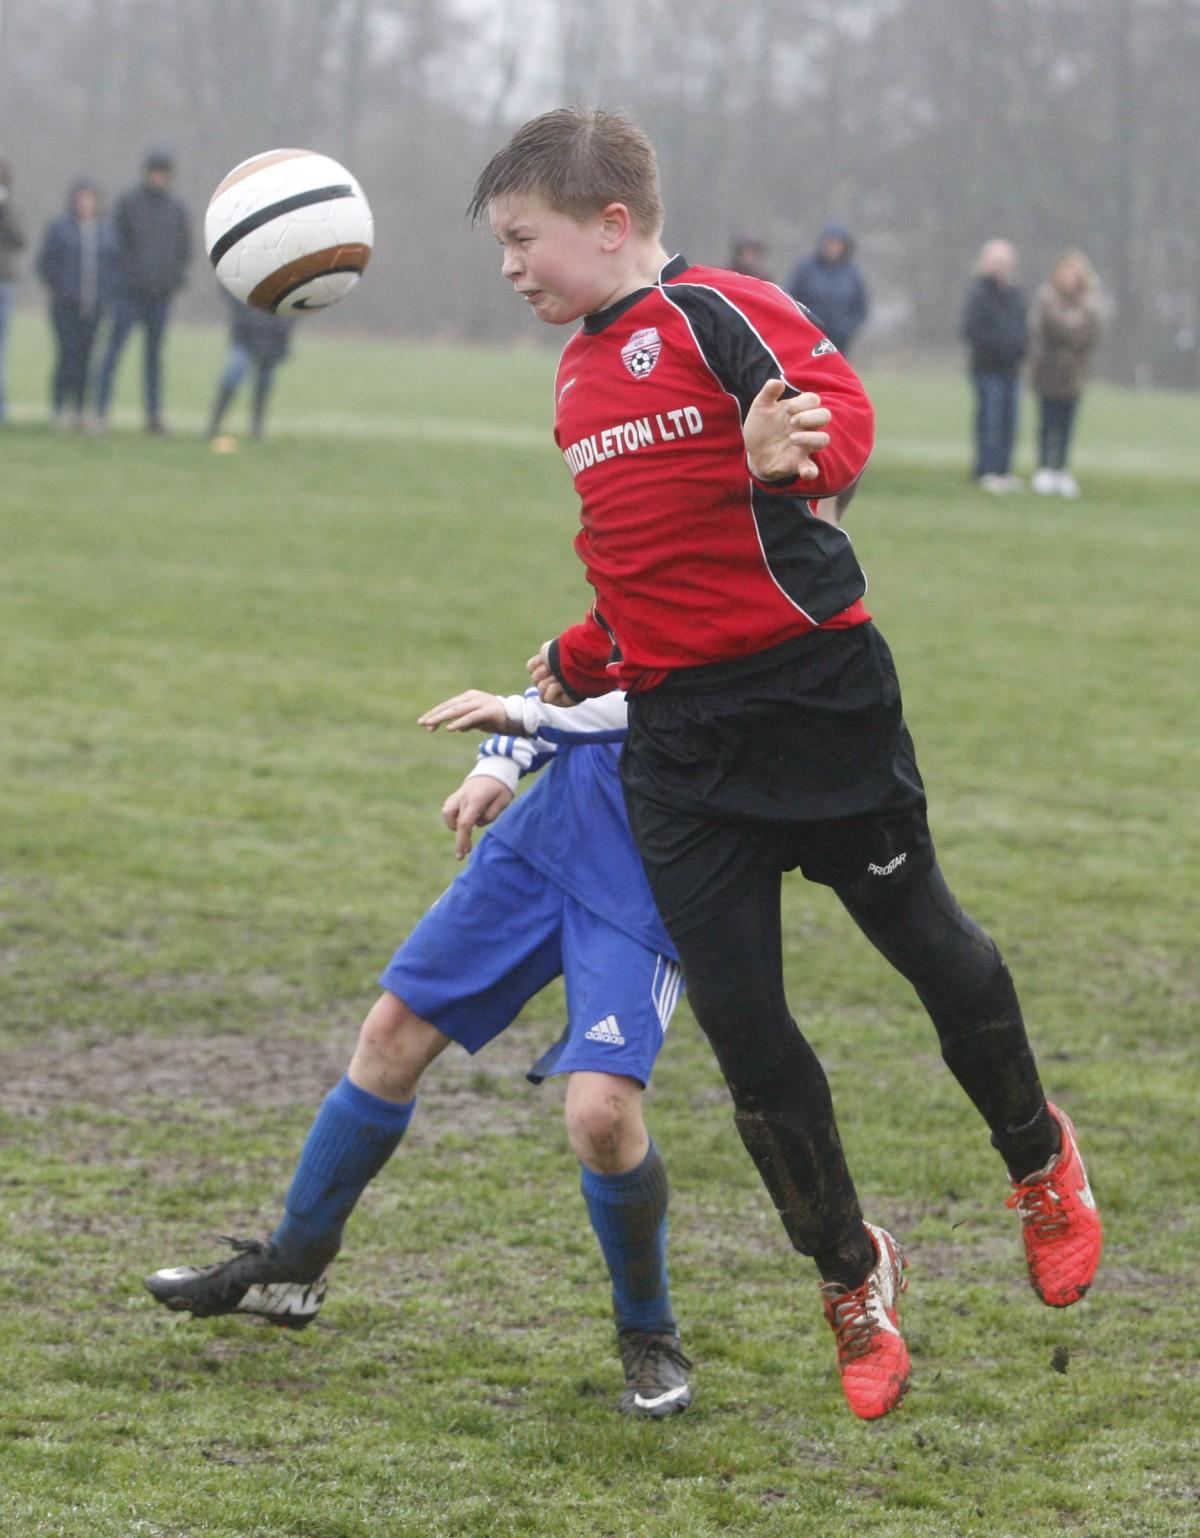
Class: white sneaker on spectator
1001,474,1025,492
1032,467,1057,495
978,474,1009,493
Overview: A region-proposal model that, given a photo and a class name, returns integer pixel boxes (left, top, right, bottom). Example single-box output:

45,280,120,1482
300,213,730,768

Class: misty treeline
1,0,1197,383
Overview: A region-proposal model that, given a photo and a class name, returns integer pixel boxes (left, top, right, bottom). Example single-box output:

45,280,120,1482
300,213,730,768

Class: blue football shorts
378,834,684,1087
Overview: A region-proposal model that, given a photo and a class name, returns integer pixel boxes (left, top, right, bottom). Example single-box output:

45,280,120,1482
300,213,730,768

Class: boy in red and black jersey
469,108,1102,1421
548,253,873,693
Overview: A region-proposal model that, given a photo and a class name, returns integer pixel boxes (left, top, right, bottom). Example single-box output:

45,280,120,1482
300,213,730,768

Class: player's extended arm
516,679,628,732
423,682,614,854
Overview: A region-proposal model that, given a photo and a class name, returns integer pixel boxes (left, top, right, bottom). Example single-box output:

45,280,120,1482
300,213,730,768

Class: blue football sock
580,1140,676,1336
270,1074,415,1276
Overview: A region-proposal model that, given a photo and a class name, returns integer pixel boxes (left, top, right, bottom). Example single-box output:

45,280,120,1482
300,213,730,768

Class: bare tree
0,0,1195,378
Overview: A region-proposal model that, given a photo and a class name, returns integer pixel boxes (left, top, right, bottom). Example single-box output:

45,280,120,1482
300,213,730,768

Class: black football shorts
621,624,935,935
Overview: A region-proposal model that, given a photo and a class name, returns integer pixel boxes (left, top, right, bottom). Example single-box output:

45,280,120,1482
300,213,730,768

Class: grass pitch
1,311,1197,1537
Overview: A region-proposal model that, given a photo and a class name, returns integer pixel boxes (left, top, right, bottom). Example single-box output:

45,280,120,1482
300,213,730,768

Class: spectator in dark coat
962,239,1029,492
785,222,869,354
94,148,191,433
728,234,772,282
36,178,117,427
0,154,28,424
206,294,295,444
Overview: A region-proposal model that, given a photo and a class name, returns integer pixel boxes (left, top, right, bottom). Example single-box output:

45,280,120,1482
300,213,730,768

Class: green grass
1,310,1197,1537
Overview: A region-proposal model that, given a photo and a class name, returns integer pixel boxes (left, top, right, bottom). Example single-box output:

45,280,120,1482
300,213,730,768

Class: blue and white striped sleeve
467,716,558,794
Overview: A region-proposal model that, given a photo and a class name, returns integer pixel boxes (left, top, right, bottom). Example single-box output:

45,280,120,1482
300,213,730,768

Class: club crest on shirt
812,337,838,356
621,327,663,379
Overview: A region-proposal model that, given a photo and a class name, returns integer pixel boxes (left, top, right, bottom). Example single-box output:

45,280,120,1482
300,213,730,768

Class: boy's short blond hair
469,107,664,237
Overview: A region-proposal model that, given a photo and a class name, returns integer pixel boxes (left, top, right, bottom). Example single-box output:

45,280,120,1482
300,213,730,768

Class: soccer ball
205,148,374,313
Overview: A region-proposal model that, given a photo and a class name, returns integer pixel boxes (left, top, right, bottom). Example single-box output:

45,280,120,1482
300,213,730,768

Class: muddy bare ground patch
0,1018,561,1140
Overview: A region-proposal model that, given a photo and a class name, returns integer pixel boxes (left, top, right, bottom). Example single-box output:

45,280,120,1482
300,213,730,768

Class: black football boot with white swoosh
144,1237,326,1329
617,1329,692,1417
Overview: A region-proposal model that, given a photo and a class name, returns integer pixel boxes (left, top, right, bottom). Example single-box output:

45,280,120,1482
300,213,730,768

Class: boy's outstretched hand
442,776,514,859
528,642,571,706
418,690,523,735
743,378,831,483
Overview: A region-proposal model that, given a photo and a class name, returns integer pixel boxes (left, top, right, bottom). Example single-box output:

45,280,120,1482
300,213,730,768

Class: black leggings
673,861,1055,1272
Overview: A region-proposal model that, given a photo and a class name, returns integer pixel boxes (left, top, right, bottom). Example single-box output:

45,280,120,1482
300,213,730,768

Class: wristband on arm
546,638,588,703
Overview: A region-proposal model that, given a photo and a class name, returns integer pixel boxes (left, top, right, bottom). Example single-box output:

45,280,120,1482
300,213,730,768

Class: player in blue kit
144,687,691,1417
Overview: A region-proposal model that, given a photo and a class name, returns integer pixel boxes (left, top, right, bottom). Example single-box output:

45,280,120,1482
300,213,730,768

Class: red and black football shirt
551,255,875,697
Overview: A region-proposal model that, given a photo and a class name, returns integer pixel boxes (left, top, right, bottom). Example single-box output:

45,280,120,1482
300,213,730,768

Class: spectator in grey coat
0,155,28,424
94,149,191,433
36,178,117,428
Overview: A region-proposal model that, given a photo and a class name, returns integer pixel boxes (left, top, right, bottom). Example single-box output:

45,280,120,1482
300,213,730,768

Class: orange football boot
821,1222,910,1420
1007,1102,1102,1307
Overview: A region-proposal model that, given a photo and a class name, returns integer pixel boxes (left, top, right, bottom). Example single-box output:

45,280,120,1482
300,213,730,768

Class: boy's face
489,193,623,326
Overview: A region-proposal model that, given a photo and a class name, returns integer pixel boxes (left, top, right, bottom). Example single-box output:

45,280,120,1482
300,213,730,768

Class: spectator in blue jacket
785,222,869,355
962,238,1029,493
93,148,191,434
36,178,116,428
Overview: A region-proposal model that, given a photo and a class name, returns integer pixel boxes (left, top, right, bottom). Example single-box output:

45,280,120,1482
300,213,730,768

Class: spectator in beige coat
1029,250,1102,498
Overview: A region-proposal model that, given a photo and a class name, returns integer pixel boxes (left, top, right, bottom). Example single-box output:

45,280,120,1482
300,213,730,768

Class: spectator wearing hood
785,222,869,355
36,178,117,428
0,154,28,424
93,148,192,433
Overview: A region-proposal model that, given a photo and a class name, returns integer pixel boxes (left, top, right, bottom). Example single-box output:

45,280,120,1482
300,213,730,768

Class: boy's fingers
539,678,569,705
454,790,507,858
443,706,489,733
752,376,788,409
787,406,831,430
419,693,496,732
418,695,468,729
453,797,482,858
